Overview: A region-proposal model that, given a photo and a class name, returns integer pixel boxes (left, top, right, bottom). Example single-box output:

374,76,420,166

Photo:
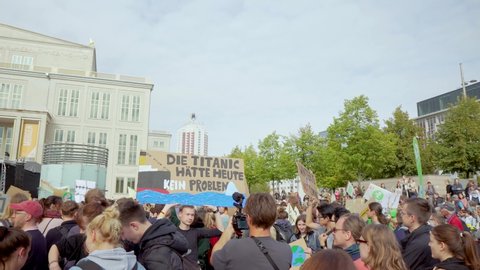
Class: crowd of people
0,178,480,270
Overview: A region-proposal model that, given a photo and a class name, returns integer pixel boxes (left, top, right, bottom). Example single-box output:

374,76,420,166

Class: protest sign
137,151,249,206
346,181,355,198
296,162,318,200
74,180,96,203
363,183,400,210
289,238,310,269
0,193,9,216
6,185,31,200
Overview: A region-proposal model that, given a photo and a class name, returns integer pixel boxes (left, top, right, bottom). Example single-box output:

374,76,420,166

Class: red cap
11,200,43,219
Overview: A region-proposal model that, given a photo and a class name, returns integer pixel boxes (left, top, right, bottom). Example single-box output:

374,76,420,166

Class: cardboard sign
289,238,310,269
137,151,249,206
6,185,32,200
363,183,393,209
296,162,318,200
0,194,9,216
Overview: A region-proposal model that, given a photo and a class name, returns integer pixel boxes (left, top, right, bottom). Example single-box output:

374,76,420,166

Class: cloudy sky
1,0,479,156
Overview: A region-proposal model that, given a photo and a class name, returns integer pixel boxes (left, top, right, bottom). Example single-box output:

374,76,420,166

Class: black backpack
273,224,293,243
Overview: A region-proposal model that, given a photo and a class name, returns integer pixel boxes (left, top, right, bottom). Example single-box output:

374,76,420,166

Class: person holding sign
289,214,320,254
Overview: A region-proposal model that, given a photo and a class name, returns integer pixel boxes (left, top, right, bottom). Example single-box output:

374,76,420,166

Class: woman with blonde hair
358,224,408,270
70,206,145,270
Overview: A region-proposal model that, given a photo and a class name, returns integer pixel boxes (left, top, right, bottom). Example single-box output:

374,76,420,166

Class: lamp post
459,63,478,99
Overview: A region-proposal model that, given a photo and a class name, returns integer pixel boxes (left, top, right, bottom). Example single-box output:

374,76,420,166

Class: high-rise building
415,81,480,139
0,23,153,199
177,113,208,156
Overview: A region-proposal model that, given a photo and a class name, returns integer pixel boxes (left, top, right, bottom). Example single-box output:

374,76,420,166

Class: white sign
74,180,96,203
363,183,399,210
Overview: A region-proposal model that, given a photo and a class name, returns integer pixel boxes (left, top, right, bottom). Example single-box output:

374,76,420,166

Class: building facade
147,130,172,152
415,82,480,140
177,113,208,156
0,23,153,199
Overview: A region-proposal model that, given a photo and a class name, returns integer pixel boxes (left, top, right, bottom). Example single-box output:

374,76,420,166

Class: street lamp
459,63,478,98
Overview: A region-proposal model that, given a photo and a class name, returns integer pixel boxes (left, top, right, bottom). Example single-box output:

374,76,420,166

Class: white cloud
1,0,480,155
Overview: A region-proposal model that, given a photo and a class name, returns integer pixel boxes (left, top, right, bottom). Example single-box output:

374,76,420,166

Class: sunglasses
356,238,368,244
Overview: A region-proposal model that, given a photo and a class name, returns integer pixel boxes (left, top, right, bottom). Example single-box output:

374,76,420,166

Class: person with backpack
69,206,145,270
273,207,293,243
117,198,189,270
45,200,79,251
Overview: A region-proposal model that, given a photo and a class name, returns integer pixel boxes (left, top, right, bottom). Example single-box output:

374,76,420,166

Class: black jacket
400,224,439,270
434,257,469,270
138,219,189,270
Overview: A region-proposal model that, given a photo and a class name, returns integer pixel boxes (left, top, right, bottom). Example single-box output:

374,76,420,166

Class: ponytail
461,232,480,270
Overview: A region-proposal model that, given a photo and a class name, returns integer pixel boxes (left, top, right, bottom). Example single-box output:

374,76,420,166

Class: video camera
232,192,248,235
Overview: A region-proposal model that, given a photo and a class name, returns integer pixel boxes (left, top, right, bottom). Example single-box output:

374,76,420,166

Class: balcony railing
43,143,108,167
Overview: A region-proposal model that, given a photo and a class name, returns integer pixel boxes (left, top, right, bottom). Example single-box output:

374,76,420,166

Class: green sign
413,137,424,198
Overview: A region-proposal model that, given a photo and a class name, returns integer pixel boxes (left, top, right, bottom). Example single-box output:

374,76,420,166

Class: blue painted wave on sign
137,189,240,206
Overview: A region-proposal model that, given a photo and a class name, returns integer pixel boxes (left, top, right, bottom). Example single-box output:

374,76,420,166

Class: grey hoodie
70,248,145,270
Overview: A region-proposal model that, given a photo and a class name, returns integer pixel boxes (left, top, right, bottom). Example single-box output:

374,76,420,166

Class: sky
1,0,479,156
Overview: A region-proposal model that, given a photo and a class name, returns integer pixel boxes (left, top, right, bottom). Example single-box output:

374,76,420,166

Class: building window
66,130,76,143
57,88,78,117
54,130,64,143
115,177,124,194
11,55,33,70
87,132,96,145
132,96,140,122
120,94,141,122
90,91,110,120
118,134,127,164
99,133,107,148
128,135,138,165
0,83,23,109
127,177,135,190
100,93,110,120
69,90,79,117
121,95,130,121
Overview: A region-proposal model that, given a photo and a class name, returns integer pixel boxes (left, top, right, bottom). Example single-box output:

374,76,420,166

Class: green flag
346,181,355,198
413,137,424,198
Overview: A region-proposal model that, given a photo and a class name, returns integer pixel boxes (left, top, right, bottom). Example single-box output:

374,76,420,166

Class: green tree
384,106,434,176
323,95,397,187
434,97,480,178
229,145,260,189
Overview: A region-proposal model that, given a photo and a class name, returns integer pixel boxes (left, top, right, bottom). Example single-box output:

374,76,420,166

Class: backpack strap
42,218,55,235
76,259,104,270
251,237,280,270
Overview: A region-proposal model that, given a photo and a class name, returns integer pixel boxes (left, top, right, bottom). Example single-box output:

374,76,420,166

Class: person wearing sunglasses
358,224,407,270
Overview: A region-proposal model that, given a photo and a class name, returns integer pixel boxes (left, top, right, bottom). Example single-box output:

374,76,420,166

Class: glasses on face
356,238,368,245
332,227,346,233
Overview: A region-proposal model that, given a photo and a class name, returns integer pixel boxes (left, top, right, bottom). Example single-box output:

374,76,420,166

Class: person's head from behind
316,203,335,226
10,200,43,229
244,193,277,230
359,224,407,270
179,205,196,227
0,227,31,270
61,200,79,219
84,188,107,205
333,207,350,222
429,224,480,269
84,206,122,252
301,249,356,270
276,207,288,221
333,214,365,249
42,195,63,212
402,198,431,230
76,201,106,233
116,198,148,244
439,203,455,218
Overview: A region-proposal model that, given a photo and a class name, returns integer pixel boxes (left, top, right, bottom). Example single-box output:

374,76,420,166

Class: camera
232,192,248,233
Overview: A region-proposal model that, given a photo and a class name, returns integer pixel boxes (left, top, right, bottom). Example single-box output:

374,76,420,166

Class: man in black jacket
400,197,439,270
117,198,189,270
